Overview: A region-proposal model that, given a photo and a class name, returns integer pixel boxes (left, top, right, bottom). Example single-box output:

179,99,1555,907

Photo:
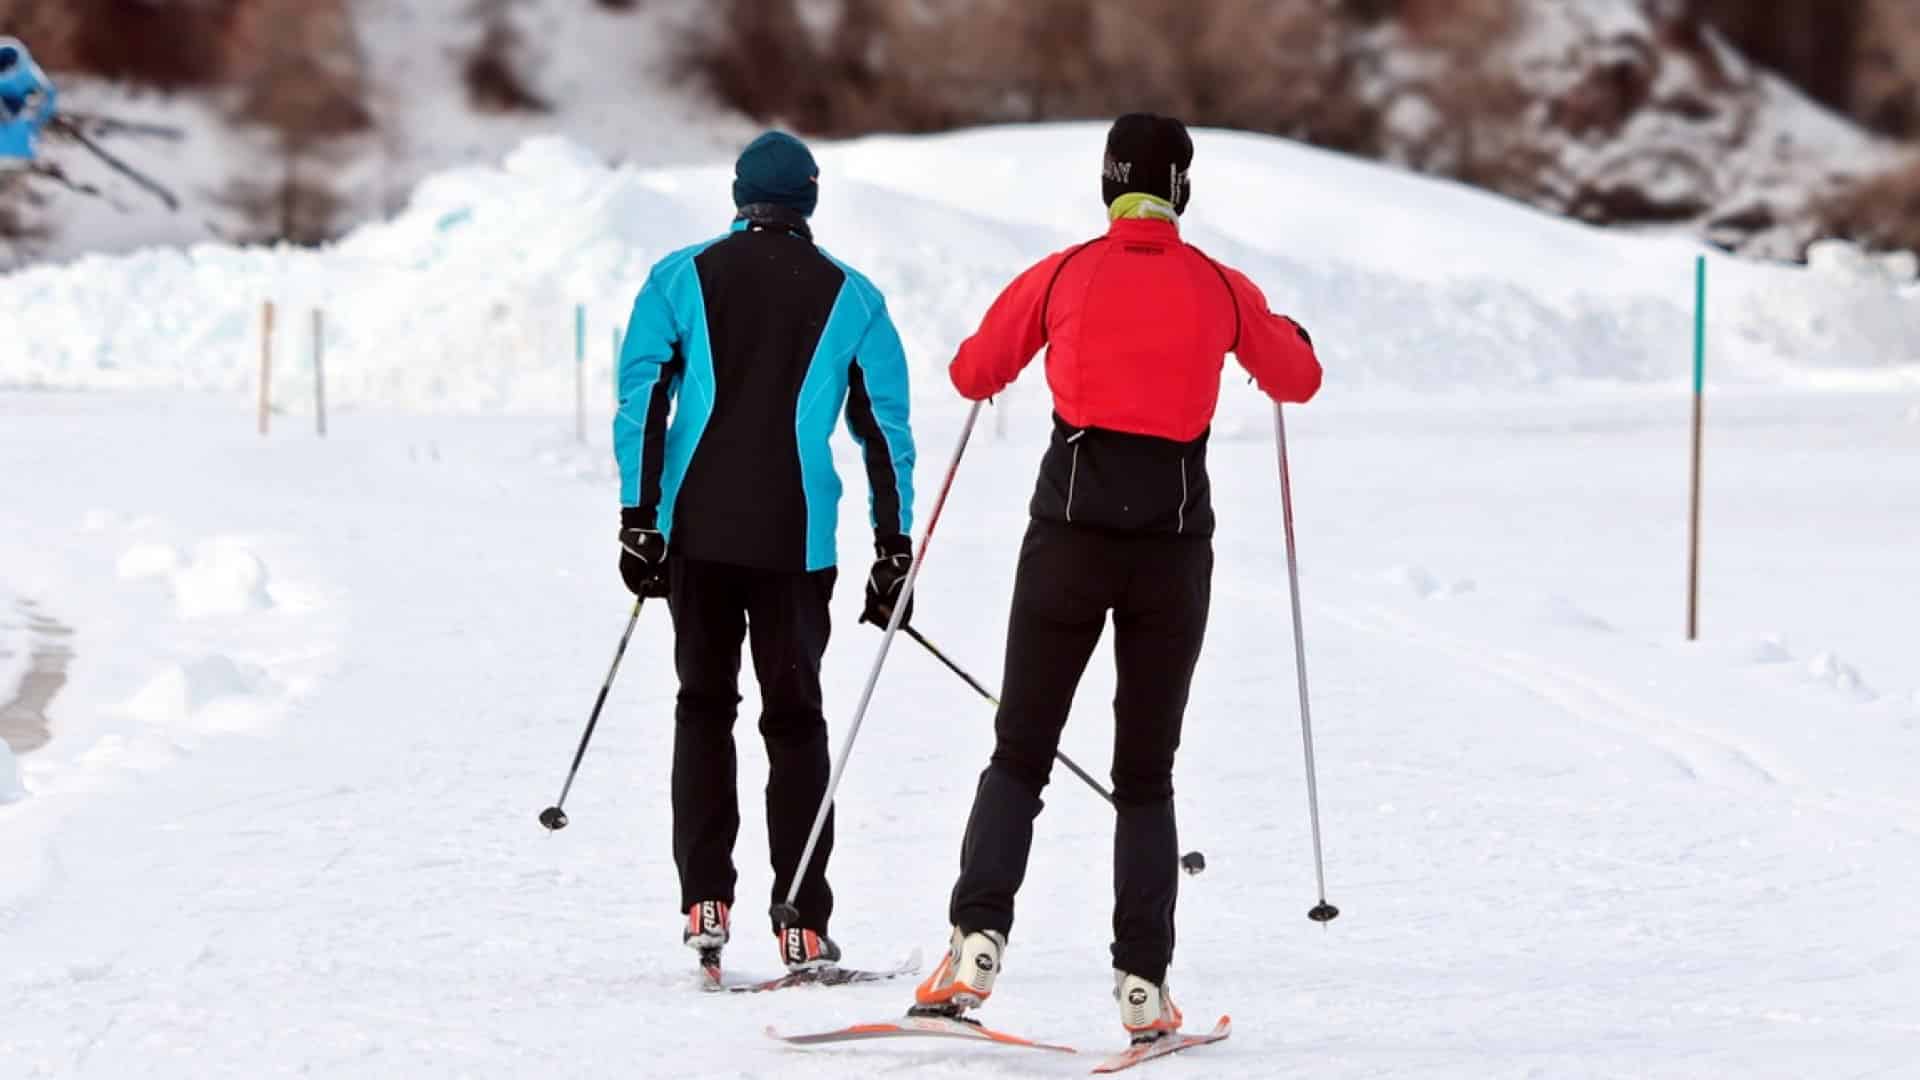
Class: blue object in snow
0,37,58,160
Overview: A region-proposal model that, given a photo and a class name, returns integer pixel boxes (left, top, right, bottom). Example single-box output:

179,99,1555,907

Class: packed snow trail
3,385,1917,1077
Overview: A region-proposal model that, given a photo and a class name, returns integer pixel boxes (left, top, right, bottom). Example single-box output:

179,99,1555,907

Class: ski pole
538,598,645,831
772,403,983,927
903,626,1208,875
1276,404,1338,923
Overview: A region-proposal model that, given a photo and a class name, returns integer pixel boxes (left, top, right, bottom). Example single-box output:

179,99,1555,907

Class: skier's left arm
1219,264,1323,405
844,294,916,546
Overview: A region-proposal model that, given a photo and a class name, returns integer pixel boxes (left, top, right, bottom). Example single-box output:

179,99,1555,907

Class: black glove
860,534,914,628
619,516,670,599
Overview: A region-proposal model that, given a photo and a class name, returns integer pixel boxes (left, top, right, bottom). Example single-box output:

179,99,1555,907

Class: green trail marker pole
1687,255,1706,641
575,303,587,444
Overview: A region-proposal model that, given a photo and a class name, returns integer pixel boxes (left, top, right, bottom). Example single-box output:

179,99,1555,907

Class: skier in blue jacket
614,131,917,976
0,38,57,160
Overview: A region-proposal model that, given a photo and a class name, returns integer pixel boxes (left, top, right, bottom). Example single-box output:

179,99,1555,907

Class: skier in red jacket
913,114,1322,1041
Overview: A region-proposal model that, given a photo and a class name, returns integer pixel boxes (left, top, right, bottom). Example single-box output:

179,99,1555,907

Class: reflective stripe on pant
669,557,838,933
948,519,1211,983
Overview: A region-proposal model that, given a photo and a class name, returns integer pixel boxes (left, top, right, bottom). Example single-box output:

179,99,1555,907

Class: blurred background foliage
1,0,1916,256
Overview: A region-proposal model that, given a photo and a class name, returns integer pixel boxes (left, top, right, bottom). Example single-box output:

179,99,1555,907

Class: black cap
1102,113,1194,214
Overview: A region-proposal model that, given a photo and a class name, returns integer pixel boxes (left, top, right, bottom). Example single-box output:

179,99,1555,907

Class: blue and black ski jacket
615,204,916,573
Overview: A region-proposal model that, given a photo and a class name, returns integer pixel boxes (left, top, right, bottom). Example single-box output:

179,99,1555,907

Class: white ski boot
1115,971,1184,1042
912,926,1006,1015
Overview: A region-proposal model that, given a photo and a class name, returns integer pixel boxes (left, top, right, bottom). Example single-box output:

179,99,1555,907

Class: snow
3,124,1920,1076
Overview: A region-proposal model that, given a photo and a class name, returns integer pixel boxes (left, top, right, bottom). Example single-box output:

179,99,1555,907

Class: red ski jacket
950,218,1322,535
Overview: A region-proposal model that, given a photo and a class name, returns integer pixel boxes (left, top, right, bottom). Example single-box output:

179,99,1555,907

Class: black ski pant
949,519,1211,984
668,557,838,934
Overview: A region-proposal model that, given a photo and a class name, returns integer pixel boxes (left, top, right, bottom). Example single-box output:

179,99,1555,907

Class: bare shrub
65,0,243,88
223,0,369,244
0,169,50,270
1816,156,1920,255
465,0,551,113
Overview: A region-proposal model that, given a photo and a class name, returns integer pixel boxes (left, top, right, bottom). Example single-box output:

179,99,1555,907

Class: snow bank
2,126,1916,409
168,540,274,619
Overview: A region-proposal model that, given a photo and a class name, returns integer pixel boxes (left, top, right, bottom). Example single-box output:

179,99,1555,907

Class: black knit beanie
1101,113,1194,214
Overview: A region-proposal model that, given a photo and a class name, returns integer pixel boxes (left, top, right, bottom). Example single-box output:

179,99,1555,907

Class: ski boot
684,900,729,982
1115,971,1184,1043
777,925,842,972
910,927,1005,1017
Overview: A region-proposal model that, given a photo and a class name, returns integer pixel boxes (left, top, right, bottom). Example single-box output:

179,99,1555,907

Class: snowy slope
3,125,1920,1077
2,125,1916,409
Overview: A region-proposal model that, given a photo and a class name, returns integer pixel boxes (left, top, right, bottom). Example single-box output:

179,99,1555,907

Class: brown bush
65,0,244,88
0,0,81,70
1816,156,1920,254
465,19,551,113
0,169,50,269
223,0,368,244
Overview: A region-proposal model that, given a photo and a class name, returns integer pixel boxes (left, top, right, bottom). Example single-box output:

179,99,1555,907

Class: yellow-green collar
1108,193,1179,225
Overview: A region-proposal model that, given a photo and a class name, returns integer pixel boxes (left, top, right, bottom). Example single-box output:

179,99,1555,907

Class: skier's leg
746,565,838,936
1108,535,1212,985
949,520,1113,940
669,559,748,916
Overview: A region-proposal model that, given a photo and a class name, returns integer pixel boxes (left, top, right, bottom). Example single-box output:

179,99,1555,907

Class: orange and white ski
767,1013,1077,1054
1091,1015,1231,1073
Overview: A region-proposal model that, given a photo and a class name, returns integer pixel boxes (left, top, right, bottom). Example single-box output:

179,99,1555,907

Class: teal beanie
732,131,819,217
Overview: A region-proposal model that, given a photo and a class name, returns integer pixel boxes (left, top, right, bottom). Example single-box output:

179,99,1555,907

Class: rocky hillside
2,0,1917,267
677,0,1920,262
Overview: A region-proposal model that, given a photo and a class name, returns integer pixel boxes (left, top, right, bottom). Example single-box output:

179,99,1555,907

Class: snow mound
123,654,272,729
171,541,273,619
0,739,25,804
116,543,185,581
2,127,1918,411
1806,651,1876,703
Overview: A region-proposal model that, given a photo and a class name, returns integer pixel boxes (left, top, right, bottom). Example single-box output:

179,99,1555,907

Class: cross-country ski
1090,1016,1233,1073
766,1013,1078,1054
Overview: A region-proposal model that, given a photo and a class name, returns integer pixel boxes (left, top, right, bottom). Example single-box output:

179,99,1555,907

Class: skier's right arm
614,258,688,530
949,250,1071,401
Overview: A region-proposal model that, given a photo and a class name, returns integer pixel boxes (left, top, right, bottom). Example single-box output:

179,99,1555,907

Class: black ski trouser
949,518,1212,984
668,557,838,934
